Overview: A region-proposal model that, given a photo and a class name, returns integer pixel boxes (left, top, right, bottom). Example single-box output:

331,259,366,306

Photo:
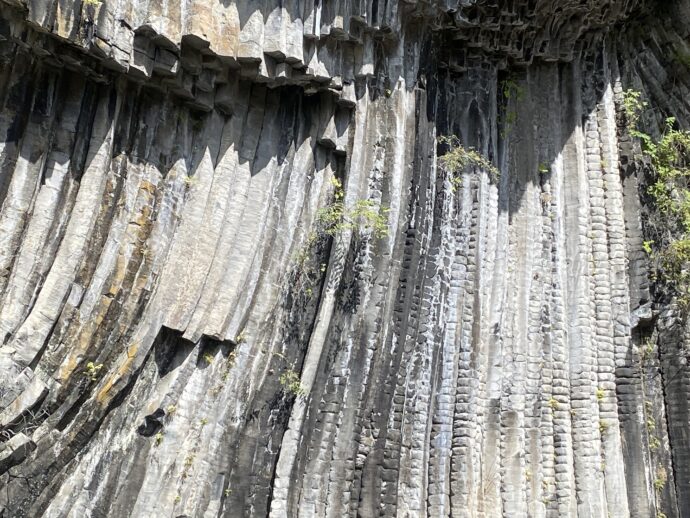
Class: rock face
0,0,689,516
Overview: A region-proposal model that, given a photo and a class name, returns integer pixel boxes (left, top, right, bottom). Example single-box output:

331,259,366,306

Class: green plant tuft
85,362,104,381
437,135,500,185
499,78,524,136
654,467,668,492
316,177,389,239
501,78,525,102
280,369,305,396
599,420,610,435
625,90,690,312
623,89,647,130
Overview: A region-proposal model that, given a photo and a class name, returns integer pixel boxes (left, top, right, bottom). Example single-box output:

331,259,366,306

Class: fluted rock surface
1,0,689,516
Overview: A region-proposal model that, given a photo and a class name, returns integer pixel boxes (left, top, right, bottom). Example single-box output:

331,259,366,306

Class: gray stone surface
0,0,688,516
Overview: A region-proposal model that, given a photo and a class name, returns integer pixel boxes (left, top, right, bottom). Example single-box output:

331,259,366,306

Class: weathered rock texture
0,0,689,516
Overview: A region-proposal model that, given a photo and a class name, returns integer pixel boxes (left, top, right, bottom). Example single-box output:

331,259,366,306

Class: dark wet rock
137,408,166,437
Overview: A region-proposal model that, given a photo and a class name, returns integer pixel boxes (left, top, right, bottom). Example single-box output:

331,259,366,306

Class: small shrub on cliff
654,476,666,492
500,79,524,135
640,338,656,364
437,135,500,186
181,454,195,480
623,89,647,130
645,120,690,308
625,88,690,312
501,79,525,102
654,467,668,492
279,369,305,396
183,175,199,188
599,420,610,435
317,178,389,239
85,362,103,381
649,435,661,450
644,120,690,221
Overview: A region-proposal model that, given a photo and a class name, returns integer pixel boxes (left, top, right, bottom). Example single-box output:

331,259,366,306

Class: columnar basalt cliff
0,0,689,516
